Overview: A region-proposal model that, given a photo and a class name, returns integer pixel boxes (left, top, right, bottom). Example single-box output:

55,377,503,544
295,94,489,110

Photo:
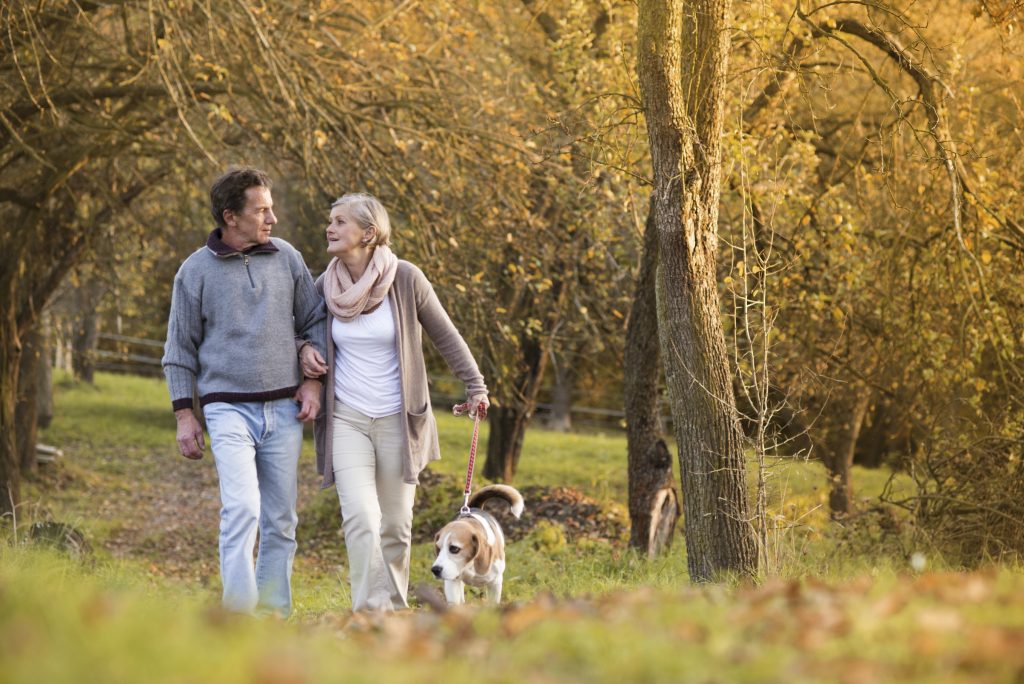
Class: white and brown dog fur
431,484,524,605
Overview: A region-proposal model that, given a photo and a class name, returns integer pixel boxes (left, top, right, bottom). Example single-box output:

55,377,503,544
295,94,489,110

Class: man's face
224,186,276,249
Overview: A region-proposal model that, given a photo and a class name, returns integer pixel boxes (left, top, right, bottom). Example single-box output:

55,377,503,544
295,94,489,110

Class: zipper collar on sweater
206,228,280,257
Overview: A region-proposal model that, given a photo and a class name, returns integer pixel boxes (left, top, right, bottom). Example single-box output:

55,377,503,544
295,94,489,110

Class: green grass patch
46,372,179,451
31,371,921,589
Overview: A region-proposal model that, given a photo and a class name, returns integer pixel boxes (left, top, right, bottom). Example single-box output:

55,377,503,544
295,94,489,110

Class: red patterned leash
452,401,487,515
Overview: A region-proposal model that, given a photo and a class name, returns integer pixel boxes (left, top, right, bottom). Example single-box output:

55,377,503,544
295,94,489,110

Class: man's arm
293,258,328,360
162,270,204,456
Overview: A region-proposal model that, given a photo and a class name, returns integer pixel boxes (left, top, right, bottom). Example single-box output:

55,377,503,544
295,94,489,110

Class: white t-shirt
331,296,402,417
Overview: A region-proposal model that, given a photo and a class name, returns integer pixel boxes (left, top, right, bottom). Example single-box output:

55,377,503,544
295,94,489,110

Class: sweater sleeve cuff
164,365,196,411
464,380,487,398
172,398,194,411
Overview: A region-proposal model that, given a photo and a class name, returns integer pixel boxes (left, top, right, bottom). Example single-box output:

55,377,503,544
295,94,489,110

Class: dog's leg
443,579,465,605
485,576,503,605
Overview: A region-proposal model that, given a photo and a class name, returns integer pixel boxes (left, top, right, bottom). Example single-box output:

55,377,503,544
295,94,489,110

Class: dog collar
467,512,496,545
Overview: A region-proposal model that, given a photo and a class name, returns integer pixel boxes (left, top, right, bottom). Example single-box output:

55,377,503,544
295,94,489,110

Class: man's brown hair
209,166,273,228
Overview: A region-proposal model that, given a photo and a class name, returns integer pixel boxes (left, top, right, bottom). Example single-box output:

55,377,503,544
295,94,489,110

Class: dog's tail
468,485,524,519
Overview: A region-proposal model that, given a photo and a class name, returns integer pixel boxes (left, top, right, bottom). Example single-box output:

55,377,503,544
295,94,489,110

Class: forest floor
4,372,1024,683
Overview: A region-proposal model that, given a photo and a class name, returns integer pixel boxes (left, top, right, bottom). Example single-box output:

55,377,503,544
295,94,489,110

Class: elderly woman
301,192,488,612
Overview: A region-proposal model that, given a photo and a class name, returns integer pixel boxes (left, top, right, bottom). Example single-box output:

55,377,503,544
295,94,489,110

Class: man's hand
468,393,489,419
175,408,205,460
299,344,328,379
295,378,322,422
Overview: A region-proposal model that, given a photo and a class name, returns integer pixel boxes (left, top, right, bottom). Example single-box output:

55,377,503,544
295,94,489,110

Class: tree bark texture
625,197,680,557
637,0,757,581
0,311,22,516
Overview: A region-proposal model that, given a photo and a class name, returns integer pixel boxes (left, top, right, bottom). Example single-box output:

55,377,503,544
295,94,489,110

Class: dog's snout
431,565,443,578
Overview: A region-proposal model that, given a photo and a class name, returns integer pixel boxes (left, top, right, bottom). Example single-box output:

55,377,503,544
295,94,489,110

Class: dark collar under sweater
206,228,281,257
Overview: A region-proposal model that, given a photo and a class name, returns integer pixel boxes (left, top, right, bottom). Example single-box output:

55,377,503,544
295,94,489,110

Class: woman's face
325,205,368,256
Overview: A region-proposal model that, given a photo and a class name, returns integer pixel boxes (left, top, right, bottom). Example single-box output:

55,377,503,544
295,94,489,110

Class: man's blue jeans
204,399,303,616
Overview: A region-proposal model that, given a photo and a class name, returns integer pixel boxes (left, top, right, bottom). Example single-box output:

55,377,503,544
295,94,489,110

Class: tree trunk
71,283,101,383
637,0,757,581
483,406,528,482
856,398,898,468
827,389,872,519
36,311,53,430
16,323,44,477
626,197,680,557
0,313,22,517
546,360,574,432
483,336,548,482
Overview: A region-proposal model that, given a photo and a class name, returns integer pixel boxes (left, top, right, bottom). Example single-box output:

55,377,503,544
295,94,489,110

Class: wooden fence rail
93,333,164,376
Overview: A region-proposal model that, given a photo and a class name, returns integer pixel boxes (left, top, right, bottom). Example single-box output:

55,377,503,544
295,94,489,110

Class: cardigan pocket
406,402,438,473
313,413,328,475
406,402,430,449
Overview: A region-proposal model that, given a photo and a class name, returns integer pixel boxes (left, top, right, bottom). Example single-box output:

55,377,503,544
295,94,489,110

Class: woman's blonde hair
331,192,392,247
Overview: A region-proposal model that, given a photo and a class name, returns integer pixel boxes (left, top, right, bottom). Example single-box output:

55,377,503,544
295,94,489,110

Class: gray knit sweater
162,230,327,410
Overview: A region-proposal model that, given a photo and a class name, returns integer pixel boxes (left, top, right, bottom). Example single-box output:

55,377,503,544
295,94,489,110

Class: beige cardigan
313,260,487,488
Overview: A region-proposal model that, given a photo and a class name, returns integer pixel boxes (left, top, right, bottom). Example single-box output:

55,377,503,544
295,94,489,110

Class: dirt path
55,445,333,583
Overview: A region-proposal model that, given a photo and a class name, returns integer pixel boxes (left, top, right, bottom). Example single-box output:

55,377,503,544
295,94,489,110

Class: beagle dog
431,484,524,605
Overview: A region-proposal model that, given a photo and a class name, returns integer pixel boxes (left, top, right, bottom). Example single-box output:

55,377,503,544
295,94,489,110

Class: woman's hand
300,344,328,379
468,393,489,419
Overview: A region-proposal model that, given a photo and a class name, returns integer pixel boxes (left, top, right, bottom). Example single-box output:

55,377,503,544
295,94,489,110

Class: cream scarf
323,246,399,322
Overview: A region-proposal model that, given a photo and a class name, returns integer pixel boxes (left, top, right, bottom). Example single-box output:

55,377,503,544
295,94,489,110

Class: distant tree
625,196,680,557
15,324,44,478
636,0,757,580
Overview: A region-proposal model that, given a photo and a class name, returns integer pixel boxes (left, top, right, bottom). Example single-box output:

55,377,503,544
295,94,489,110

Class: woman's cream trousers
331,402,417,611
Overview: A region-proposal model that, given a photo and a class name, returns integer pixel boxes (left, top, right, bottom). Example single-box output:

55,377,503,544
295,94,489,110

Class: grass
30,371,919,592
434,415,631,501
6,372,1023,682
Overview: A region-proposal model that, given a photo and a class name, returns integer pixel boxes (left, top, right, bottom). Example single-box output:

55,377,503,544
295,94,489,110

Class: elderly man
162,166,326,616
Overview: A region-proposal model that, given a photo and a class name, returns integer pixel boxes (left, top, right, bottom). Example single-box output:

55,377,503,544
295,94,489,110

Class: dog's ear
473,532,494,575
